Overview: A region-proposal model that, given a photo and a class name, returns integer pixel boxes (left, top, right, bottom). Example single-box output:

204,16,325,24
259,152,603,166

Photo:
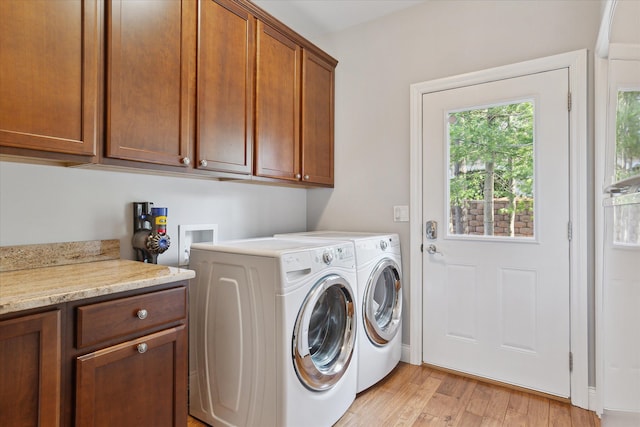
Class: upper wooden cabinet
0,0,100,157
196,0,254,174
105,0,196,167
1,0,337,186
254,21,302,182
301,50,335,186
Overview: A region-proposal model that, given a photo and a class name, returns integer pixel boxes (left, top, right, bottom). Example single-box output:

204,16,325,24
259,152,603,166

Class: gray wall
307,0,601,382
0,161,307,265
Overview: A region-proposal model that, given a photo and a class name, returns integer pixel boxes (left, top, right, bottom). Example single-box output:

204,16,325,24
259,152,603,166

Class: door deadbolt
426,221,437,240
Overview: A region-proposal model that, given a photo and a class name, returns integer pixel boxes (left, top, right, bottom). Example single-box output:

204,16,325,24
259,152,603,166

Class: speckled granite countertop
0,240,195,315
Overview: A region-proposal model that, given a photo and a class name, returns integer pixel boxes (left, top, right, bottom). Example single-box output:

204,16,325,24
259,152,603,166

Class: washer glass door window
293,274,356,391
364,259,402,346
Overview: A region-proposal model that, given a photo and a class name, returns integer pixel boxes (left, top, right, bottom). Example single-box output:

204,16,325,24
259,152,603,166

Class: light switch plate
393,205,409,222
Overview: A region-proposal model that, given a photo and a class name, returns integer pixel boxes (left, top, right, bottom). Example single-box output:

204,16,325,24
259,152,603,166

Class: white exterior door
421,69,571,397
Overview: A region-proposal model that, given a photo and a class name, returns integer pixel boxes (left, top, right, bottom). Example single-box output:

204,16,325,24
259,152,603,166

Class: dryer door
293,274,356,391
363,258,402,346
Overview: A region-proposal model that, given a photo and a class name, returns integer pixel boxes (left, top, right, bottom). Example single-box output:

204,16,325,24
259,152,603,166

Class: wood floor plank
570,404,597,427
480,416,504,427
482,385,511,423
188,363,601,427
378,363,414,393
388,376,442,427
451,378,479,425
456,410,484,427
412,412,453,427
503,408,529,427
341,386,379,416
421,392,458,419
549,399,573,427
507,390,530,415
465,382,493,417
408,364,437,387
381,383,423,426
437,373,469,398
527,395,551,427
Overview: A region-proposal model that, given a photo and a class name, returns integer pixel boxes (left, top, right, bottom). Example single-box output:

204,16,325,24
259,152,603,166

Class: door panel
422,69,571,397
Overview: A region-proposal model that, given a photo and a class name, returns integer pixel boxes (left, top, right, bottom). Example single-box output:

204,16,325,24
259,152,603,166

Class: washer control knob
380,240,388,251
322,251,334,265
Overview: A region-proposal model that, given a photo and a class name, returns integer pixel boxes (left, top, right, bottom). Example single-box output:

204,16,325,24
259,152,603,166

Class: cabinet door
301,50,335,186
255,21,301,181
106,0,195,167
76,326,187,427
0,0,99,156
0,310,61,427
197,0,254,174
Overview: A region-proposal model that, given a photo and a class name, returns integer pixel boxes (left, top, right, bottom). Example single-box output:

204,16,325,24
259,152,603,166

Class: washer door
363,258,402,346
293,274,356,391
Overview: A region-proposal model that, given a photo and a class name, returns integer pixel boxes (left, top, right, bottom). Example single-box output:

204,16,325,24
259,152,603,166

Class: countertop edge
0,260,195,316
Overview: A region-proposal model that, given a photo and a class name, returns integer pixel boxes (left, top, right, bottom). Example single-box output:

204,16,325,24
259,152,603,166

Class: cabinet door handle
137,343,148,354
181,157,191,165
295,173,301,179
199,159,208,167
304,175,310,180
136,309,148,320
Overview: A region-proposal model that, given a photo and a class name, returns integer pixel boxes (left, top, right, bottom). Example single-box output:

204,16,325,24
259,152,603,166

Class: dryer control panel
321,243,355,268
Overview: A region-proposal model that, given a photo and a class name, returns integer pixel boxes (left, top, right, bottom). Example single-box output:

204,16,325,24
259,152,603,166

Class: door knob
427,244,443,256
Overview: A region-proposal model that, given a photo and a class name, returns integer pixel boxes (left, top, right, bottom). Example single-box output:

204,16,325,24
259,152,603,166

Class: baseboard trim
589,386,601,415
400,344,412,364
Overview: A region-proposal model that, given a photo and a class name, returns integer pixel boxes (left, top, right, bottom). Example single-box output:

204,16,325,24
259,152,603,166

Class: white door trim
408,49,589,409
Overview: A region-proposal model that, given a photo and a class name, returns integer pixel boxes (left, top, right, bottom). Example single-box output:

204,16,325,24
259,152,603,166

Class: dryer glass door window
293,274,356,392
364,259,402,346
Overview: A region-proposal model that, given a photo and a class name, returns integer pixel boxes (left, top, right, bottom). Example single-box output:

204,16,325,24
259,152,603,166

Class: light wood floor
187,362,600,427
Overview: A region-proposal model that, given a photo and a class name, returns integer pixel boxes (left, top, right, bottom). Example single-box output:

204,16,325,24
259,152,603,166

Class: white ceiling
252,0,427,40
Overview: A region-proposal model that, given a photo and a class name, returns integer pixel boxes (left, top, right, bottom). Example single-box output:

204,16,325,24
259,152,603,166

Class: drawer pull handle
136,309,148,320
137,343,148,354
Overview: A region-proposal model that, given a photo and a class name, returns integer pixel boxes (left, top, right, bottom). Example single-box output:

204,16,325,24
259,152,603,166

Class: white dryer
275,231,402,393
188,237,358,427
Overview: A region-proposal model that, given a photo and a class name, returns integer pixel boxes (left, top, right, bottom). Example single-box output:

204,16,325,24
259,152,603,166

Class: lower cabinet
72,284,188,427
0,310,61,427
0,282,187,426
76,326,187,426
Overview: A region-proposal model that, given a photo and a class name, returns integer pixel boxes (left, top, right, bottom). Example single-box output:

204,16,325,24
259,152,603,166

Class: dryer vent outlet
178,224,218,266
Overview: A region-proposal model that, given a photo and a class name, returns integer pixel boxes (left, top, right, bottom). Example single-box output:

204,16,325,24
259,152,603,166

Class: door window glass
614,90,640,182
447,101,535,238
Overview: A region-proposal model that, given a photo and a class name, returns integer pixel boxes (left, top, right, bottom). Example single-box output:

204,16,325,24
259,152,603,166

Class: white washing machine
275,231,402,393
188,237,358,427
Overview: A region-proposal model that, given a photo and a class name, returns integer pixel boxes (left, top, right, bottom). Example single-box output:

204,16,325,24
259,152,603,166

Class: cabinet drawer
77,286,186,349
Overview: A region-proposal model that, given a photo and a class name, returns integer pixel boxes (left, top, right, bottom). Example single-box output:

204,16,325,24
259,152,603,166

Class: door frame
408,50,589,408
